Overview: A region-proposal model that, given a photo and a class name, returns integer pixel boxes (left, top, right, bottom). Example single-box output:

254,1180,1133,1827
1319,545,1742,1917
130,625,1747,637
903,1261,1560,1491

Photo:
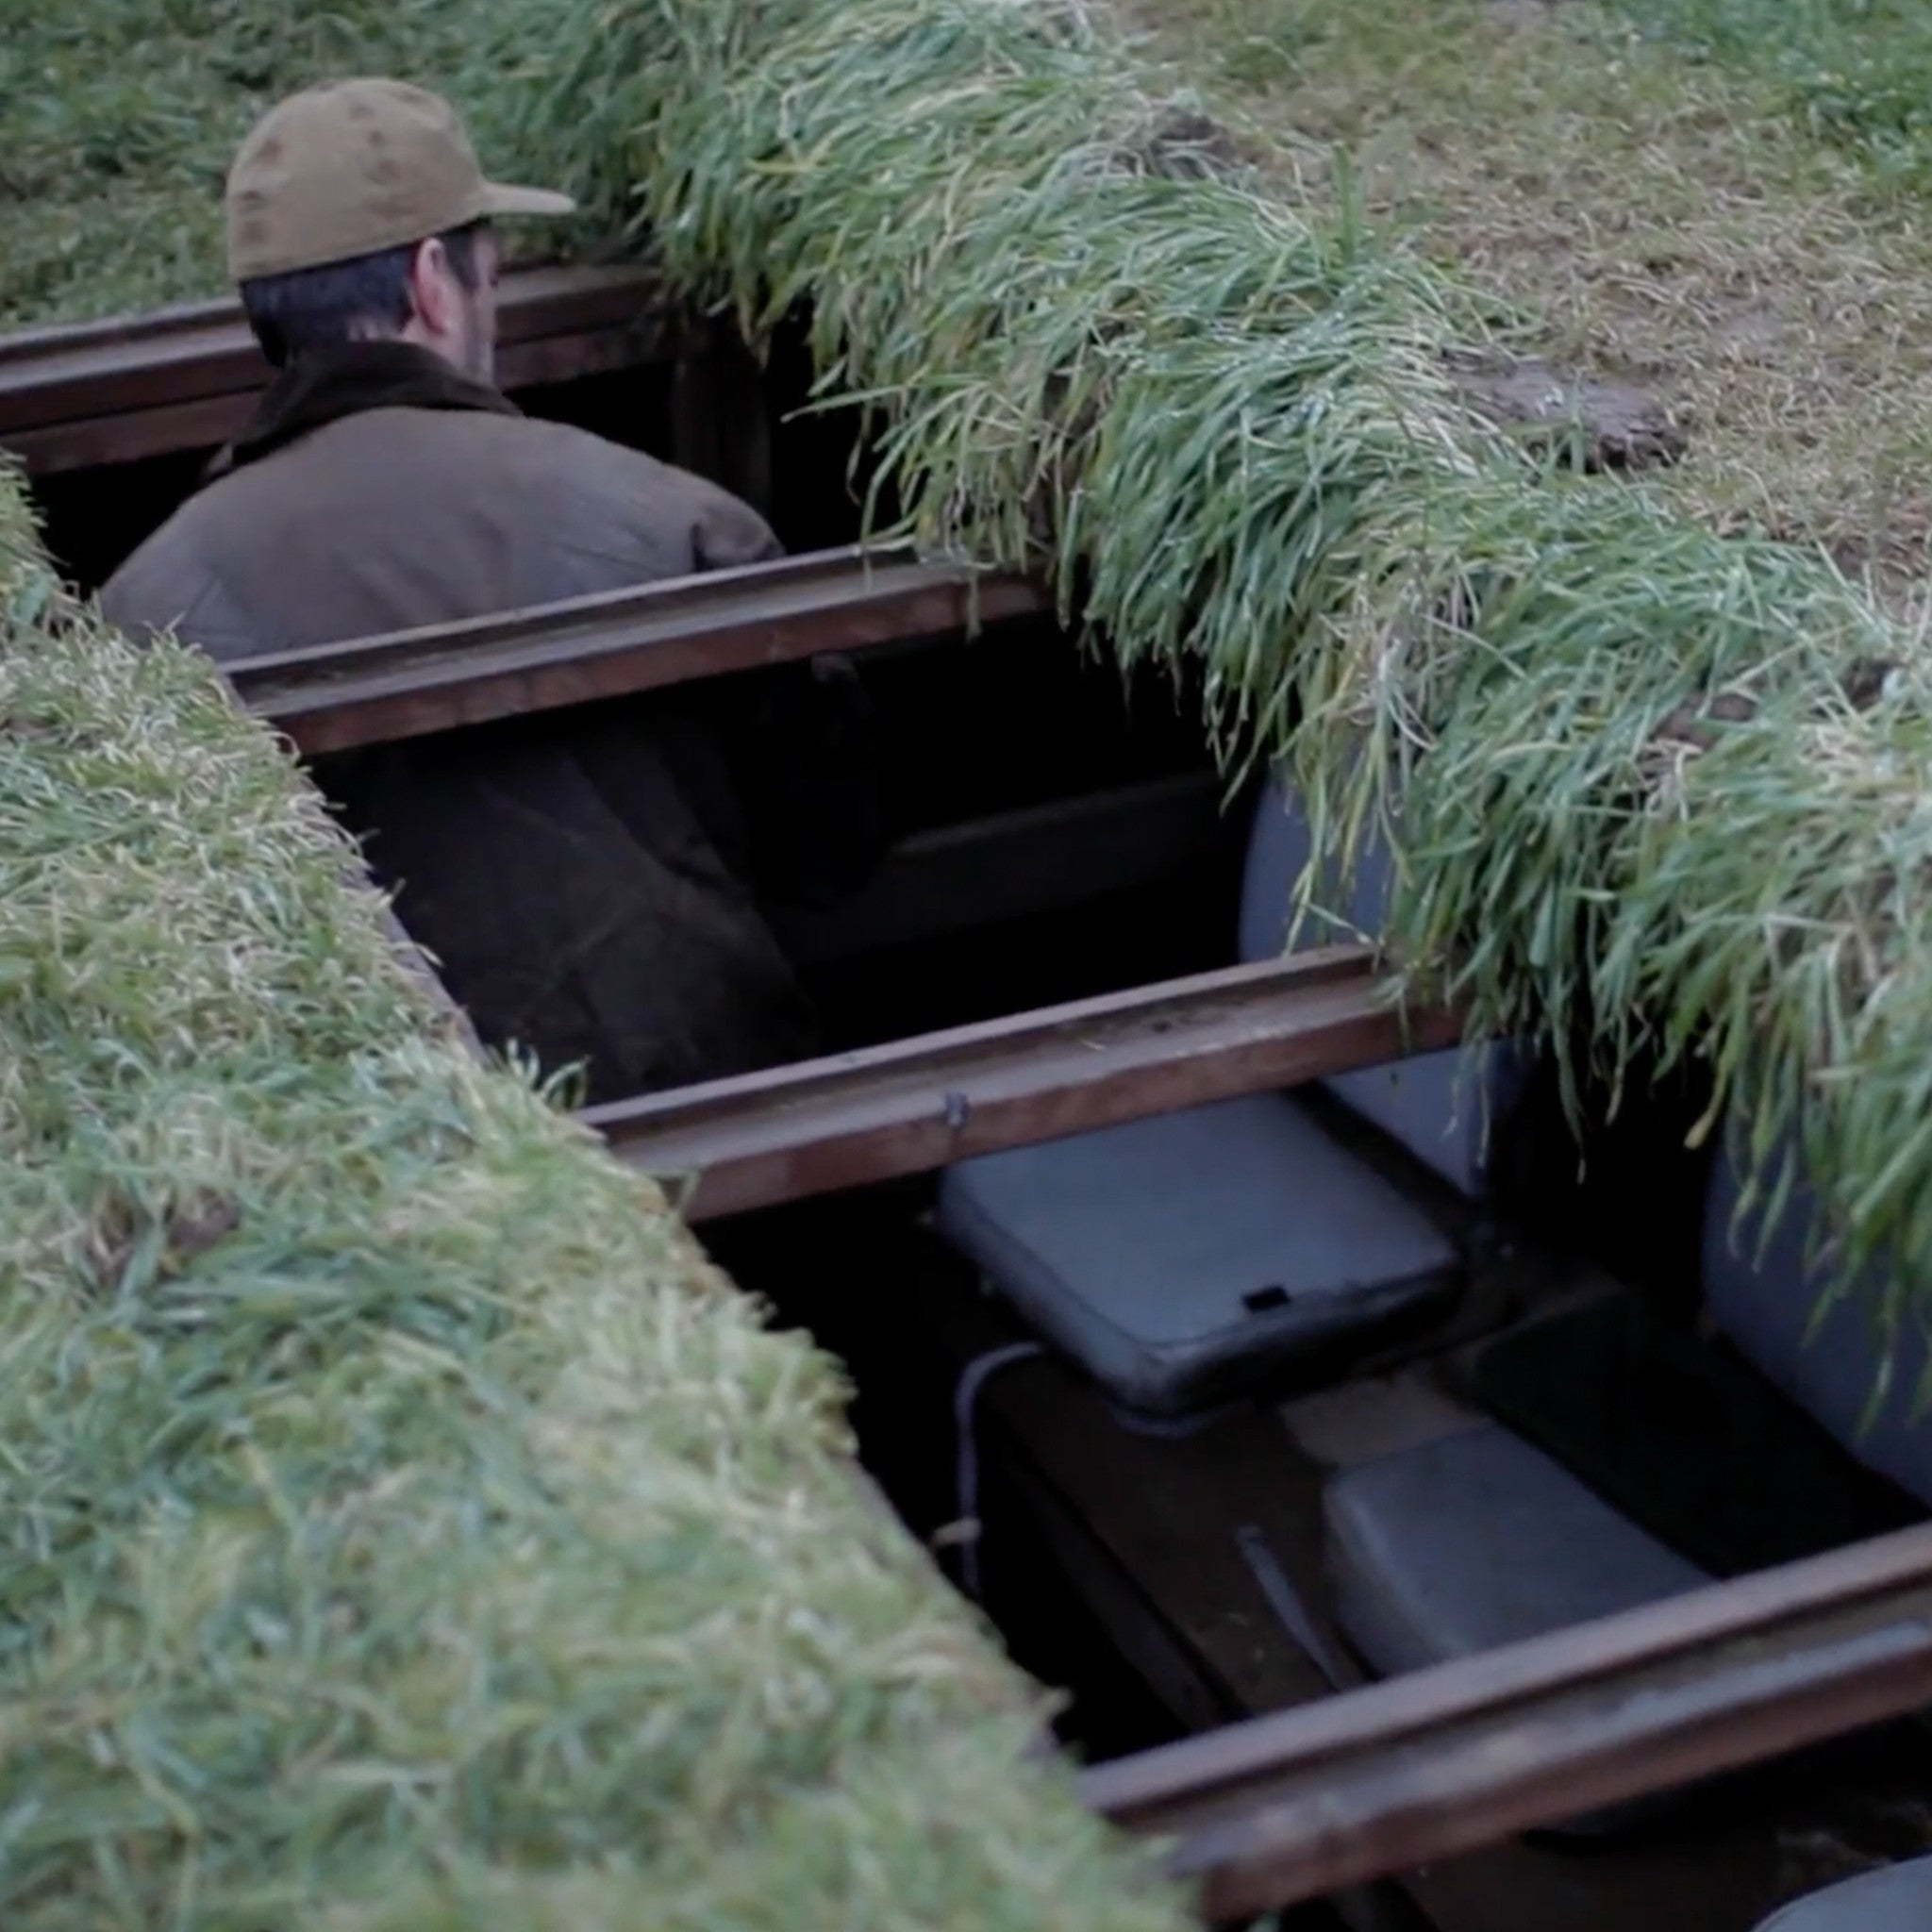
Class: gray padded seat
936,774,1518,1416
1324,1424,1708,1676
937,1095,1458,1416
1704,1126,1932,1509
1240,782,1531,1198
1315,1121,1932,1846
1756,1856,1932,1930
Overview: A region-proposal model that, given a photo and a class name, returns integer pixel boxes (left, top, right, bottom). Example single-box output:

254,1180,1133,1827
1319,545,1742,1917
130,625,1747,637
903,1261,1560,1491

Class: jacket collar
209,340,522,479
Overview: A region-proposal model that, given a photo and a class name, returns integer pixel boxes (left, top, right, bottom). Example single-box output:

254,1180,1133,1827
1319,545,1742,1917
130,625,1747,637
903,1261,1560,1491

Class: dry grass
1117,0,1932,582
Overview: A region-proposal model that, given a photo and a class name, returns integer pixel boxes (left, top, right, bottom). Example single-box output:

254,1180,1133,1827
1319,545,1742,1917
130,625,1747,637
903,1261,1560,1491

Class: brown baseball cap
225,77,575,283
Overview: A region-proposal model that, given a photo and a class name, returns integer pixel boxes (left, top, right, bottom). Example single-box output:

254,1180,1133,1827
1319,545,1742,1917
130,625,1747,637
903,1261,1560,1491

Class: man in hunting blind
104,79,880,1101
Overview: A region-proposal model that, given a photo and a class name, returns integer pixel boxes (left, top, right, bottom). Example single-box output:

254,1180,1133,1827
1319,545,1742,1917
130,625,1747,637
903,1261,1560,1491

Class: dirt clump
1446,350,1687,473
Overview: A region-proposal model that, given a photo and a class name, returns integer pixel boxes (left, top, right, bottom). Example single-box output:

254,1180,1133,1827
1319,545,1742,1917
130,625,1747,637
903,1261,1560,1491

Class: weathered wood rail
588,948,1462,1220
1084,1522,1932,1917
225,545,1046,753
0,264,689,473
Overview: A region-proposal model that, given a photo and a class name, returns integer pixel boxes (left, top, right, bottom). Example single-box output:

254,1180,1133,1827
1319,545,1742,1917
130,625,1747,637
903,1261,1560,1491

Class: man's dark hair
240,222,483,368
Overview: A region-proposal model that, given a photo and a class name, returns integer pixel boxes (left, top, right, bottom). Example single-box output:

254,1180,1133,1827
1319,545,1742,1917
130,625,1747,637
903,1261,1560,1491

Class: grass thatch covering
1125,0,1932,583
19,0,1932,580
479,0,1932,1355
0,1,584,327
0,477,1183,1925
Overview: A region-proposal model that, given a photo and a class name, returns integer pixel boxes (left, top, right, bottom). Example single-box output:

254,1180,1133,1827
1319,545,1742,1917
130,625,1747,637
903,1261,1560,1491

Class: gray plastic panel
1705,1125,1932,1510
1239,780,1530,1199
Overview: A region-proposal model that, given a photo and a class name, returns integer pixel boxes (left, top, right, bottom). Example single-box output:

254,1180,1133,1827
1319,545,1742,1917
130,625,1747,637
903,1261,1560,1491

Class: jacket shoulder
98,493,248,657
513,417,783,571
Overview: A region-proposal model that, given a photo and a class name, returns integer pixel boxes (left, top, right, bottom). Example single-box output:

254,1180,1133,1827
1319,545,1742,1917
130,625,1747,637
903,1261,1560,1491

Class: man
105,79,872,1100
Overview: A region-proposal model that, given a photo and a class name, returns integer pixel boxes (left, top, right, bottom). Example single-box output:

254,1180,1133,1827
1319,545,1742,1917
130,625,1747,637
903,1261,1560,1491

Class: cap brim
477,180,577,219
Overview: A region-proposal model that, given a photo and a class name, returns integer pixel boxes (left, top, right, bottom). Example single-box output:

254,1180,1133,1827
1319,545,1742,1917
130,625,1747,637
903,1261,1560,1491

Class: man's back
102,363,825,1103
103,401,781,659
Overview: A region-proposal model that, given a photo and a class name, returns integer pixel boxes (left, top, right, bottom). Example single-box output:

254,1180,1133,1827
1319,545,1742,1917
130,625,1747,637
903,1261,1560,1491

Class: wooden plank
1080,1522,1932,1920
669,332,774,512
976,1348,1344,1729
225,545,1047,754
0,265,697,474
770,771,1232,967
586,947,1464,1220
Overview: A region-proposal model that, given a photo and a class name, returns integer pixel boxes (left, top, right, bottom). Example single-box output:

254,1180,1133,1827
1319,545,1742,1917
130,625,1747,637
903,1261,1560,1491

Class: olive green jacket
102,343,849,1101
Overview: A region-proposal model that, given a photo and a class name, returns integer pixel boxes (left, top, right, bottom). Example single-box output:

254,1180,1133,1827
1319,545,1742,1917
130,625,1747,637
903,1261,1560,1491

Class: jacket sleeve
98,555,262,664
688,475,785,573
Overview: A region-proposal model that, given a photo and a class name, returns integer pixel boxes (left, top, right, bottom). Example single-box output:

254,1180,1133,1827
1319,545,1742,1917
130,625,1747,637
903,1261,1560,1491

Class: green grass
13,0,1932,584
0,0,586,326
482,0,1932,1371
0,473,1187,1927
1174,0,1932,190
10,1,1932,1912
1604,0,1932,186
1112,0,1932,581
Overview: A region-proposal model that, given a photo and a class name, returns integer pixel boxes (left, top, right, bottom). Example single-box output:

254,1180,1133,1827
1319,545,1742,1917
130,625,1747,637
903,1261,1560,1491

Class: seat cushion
1324,1423,1708,1678
1757,1856,1932,1930
935,1093,1459,1417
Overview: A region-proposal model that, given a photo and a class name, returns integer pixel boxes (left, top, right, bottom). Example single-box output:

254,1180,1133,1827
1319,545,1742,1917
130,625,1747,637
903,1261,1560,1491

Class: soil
1444,350,1687,473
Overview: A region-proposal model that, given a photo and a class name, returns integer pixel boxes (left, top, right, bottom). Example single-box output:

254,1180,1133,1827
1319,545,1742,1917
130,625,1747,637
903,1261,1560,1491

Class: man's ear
407,236,459,335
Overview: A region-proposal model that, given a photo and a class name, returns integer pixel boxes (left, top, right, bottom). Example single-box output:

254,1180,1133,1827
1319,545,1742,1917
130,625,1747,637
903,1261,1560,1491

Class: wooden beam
585,947,1463,1220
225,545,1047,755
0,265,695,475
1081,1522,1932,1920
